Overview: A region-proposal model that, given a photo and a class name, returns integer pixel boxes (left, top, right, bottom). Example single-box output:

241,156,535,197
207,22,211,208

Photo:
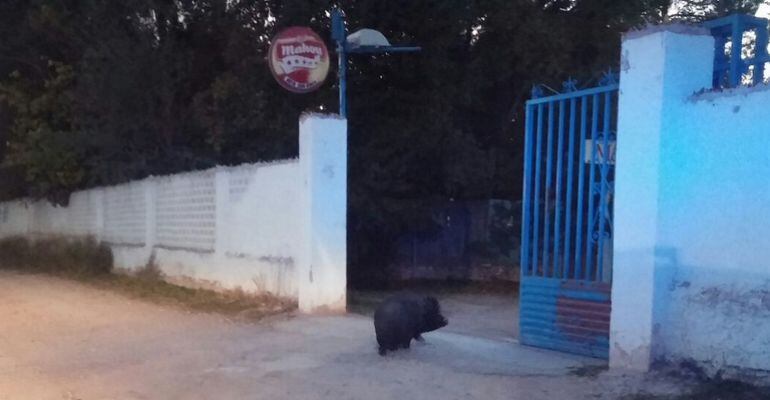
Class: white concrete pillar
298,113,347,313
610,26,714,371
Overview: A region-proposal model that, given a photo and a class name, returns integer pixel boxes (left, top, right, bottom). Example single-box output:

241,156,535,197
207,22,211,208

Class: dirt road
0,271,679,400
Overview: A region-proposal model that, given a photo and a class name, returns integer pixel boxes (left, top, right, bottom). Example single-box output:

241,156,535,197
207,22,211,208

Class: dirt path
0,271,682,400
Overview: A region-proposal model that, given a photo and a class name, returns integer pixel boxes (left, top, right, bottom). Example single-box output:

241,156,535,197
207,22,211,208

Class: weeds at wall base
0,235,112,277
623,380,770,400
100,271,296,320
622,360,770,400
0,236,296,321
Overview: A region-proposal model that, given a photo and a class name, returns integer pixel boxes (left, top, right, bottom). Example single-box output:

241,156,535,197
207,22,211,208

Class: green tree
0,62,84,203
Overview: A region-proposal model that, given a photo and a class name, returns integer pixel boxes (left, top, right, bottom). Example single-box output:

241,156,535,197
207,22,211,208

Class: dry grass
96,266,296,321
0,236,296,321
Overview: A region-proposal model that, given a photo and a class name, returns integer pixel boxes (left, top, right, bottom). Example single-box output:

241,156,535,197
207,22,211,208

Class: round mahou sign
268,27,330,93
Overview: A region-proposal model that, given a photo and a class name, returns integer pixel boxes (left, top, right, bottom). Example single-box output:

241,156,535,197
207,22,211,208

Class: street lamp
330,8,421,118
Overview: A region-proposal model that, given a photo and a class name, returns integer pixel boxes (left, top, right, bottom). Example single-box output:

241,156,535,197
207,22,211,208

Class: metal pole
331,7,419,117
331,9,347,117
730,16,742,87
338,42,347,117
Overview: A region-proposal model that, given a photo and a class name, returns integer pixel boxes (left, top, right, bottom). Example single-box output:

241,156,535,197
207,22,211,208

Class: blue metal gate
519,73,618,359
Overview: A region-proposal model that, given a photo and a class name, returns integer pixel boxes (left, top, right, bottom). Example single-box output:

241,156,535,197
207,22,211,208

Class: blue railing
704,14,770,88
521,73,618,283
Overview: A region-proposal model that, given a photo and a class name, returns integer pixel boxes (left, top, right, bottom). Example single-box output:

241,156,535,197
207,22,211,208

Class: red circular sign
268,27,330,93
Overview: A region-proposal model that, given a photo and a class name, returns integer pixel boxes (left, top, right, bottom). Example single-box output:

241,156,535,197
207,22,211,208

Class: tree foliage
0,62,83,203
669,0,764,20
0,0,763,284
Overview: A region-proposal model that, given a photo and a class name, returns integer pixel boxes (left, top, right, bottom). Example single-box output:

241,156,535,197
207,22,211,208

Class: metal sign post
330,8,421,117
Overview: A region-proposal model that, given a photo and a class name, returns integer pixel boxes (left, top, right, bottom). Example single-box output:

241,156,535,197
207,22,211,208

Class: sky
757,2,770,18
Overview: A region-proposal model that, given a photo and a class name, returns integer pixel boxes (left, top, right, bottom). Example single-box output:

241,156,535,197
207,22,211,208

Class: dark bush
0,236,113,277
0,236,31,268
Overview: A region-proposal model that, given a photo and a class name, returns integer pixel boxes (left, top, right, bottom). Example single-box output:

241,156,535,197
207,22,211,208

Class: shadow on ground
623,377,770,400
348,280,519,341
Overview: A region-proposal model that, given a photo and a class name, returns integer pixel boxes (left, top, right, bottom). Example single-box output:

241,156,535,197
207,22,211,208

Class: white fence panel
223,161,301,260
103,182,147,246
155,170,216,252
30,201,69,235
68,189,101,237
0,201,30,238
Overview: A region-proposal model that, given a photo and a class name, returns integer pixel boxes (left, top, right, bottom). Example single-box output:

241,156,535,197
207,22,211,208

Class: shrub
0,236,113,277
0,236,31,268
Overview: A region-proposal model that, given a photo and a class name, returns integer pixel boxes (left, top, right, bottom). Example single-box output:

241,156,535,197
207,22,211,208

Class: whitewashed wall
657,85,770,378
0,201,31,236
0,114,347,312
611,25,770,380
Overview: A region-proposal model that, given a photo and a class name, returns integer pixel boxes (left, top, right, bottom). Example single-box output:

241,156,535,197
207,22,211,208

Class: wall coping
623,23,710,41
690,82,770,102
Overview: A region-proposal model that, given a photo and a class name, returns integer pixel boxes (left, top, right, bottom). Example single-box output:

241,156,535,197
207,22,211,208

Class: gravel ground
0,271,686,400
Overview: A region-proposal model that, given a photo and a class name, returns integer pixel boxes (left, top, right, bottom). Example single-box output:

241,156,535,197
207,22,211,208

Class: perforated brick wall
155,171,217,252
103,183,147,246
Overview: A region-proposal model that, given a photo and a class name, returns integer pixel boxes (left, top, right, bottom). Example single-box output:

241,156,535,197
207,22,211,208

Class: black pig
373,293,448,356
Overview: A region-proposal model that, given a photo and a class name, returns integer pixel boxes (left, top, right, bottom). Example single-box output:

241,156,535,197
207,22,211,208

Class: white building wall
656,86,770,375
612,25,770,379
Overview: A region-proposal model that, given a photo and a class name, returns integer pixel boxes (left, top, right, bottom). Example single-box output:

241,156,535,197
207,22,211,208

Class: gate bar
542,103,555,276
553,100,566,278
596,91,612,281
574,96,588,280
563,96,577,279
521,104,534,276
585,94,600,280
531,104,544,276
526,84,618,105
